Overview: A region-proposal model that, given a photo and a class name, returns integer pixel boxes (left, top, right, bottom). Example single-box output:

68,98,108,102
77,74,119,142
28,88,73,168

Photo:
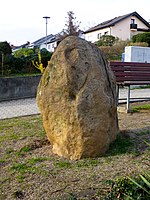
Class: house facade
30,34,62,52
84,12,150,43
47,34,61,52
30,34,55,51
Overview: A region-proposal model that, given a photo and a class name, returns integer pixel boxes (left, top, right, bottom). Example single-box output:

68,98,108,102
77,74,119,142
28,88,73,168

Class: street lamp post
2,52,4,76
0,51,4,76
43,16,50,49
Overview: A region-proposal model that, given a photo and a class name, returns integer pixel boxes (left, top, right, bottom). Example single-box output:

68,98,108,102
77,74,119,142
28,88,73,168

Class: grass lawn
0,103,150,199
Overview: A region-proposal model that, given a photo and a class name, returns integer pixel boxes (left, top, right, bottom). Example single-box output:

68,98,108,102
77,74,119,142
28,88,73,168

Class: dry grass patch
0,102,150,199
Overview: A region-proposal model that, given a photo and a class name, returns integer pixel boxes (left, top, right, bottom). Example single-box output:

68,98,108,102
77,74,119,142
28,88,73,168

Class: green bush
105,174,150,199
39,49,53,68
0,47,53,76
13,48,35,58
1,55,25,75
0,41,12,55
95,35,118,47
132,33,150,46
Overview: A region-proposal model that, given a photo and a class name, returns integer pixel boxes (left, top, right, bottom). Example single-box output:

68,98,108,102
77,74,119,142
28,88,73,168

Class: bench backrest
109,61,150,85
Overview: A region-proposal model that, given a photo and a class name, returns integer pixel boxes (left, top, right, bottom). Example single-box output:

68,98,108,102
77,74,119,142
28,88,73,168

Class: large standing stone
36,36,118,160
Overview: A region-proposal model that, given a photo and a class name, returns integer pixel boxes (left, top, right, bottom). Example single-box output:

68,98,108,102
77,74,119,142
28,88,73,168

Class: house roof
47,34,60,43
11,41,30,51
84,11,150,34
32,34,54,46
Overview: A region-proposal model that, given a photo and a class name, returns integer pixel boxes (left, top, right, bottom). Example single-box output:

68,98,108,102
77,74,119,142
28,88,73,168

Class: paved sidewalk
119,87,150,102
0,98,40,120
0,88,150,120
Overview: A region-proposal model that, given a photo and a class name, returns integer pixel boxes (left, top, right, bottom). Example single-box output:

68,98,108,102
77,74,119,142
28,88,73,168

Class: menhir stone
36,36,118,160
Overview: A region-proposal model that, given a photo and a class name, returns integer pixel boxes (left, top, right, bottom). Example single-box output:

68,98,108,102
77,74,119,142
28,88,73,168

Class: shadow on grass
105,127,150,157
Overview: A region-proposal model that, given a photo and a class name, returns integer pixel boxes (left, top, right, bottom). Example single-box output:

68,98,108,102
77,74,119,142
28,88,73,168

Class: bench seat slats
114,72,150,77
116,76,150,81
109,61,150,112
110,61,150,67
111,66,150,71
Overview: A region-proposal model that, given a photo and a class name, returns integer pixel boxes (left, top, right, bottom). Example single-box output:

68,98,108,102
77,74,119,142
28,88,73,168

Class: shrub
1,55,25,75
1,47,53,76
100,40,128,61
95,35,118,47
105,174,150,199
13,48,35,58
128,42,149,47
0,41,12,55
132,32,150,47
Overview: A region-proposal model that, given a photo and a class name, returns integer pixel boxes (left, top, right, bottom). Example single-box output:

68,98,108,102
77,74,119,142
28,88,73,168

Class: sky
0,0,150,45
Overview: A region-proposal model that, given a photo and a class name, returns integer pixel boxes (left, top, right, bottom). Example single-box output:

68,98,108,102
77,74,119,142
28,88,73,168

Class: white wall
111,18,130,40
39,41,57,52
112,16,149,40
84,27,111,43
47,41,57,52
40,44,47,50
125,46,150,62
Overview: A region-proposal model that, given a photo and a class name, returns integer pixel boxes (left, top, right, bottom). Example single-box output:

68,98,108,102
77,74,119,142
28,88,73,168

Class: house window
97,33,102,39
131,18,135,24
104,31,108,35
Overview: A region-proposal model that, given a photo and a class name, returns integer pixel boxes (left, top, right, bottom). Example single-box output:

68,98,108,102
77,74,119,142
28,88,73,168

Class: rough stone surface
37,36,118,160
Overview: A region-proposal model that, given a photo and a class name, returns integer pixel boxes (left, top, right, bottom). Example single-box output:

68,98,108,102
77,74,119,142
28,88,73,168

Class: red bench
109,61,150,112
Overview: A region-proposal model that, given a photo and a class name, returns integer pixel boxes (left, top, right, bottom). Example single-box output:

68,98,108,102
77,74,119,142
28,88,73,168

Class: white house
47,32,85,52
30,34,55,51
84,11,150,43
47,34,61,52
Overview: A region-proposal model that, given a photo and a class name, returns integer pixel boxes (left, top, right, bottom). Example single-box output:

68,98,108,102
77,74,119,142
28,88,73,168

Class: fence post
116,84,119,105
127,85,131,112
